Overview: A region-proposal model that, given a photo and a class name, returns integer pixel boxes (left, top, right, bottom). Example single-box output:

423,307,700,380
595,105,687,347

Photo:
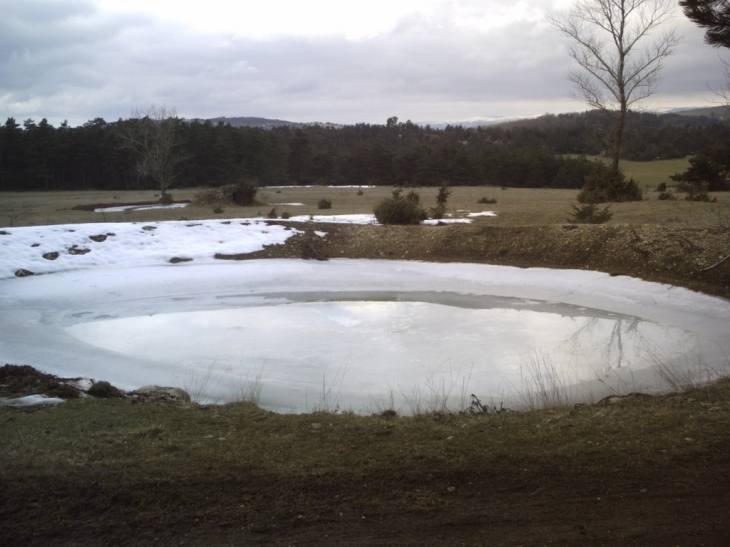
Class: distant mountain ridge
205,116,343,129
205,105,730,130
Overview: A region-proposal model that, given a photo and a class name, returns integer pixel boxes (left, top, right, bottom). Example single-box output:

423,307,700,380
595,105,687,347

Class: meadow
2,158,730,546
1,155,728,231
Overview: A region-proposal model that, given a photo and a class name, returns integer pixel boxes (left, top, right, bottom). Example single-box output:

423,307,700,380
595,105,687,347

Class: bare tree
550,0,680,171
116,104,184,202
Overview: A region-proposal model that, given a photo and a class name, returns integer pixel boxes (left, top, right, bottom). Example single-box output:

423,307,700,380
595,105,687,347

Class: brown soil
2,220,730,547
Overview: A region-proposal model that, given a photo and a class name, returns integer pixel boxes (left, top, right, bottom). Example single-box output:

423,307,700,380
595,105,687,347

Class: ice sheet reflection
65,293,697,413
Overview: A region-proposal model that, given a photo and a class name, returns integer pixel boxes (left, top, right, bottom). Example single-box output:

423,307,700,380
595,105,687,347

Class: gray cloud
0,0,723,127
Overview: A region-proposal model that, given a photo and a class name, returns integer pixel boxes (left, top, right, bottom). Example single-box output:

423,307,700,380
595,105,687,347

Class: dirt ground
2,200,730,546
227,221,730,300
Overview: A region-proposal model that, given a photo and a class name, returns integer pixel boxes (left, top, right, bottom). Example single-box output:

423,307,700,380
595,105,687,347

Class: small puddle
65,292,697,413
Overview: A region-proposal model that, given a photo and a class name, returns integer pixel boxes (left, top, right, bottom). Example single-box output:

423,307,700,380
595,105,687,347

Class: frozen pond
65,293,695,412
2,259,729,413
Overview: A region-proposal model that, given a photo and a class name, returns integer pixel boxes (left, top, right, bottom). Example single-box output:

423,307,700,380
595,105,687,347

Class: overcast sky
1,0,726,127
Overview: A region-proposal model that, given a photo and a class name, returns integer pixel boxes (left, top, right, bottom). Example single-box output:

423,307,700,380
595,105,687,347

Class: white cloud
0,0,724,126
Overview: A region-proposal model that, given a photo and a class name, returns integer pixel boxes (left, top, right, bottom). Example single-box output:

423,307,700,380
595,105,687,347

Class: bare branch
550,0,678,169
115,104,184,202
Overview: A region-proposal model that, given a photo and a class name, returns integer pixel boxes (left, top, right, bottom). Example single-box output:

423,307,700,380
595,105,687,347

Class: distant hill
204,116,343,129
490,106,730,130
203,106,730,131
665,105,730,120
417,117,526,129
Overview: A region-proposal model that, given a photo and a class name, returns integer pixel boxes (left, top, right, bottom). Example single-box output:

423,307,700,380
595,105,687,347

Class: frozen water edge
1,259,729,413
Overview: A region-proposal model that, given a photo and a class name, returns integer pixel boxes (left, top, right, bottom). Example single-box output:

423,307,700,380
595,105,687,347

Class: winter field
2,204,729,413
3,187,730,546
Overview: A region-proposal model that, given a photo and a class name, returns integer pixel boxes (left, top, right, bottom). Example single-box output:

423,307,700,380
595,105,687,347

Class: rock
169,257,193,264
68,246,91,255
0,364,81,399
42,252,59,260
89,234,107,242
86,381,124,399
15,269,34,277
132,385,191,403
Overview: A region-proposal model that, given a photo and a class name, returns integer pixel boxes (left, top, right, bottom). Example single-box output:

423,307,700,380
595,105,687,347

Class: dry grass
2,380,730,545
2,181,729,230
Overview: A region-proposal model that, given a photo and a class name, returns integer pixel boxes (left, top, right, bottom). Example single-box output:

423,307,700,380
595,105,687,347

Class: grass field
577,156,691,187
1,175,729,230
2,374,729,546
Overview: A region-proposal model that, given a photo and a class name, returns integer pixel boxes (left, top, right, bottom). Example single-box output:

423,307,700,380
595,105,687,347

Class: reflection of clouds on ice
65,300,699,411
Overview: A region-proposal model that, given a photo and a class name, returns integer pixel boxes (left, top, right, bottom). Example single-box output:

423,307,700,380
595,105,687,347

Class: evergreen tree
681,0,730,48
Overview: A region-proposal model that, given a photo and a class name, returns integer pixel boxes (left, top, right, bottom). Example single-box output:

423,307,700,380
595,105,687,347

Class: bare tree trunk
611,105,627,173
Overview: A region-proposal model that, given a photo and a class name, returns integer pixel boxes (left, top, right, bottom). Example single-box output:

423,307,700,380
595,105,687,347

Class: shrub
233,180,258,206
405,190,421,203
657,191,677,201
685,183,717,202
280,211,291,219
373,188,428,225
478,197,497,204
567,203,613,224
656,182,667,192
429,206,446,219
436,183,451,209
577,163,642,203
159,192,173,205
213,205,225,214
318,198,332,209
356,188,365,196
194,181,259,206
267,207,278,219
429,183,452,220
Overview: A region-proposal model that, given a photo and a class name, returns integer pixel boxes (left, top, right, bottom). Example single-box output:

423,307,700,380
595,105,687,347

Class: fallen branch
698,254,730,272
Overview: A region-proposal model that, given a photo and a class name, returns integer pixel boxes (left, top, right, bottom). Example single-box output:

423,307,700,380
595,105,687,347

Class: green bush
318,198,332,209
685,183,717,202
657,191,677,201
280,211,291,219
429,183,451,220
429,206,446,219
373,188,428,225
233,180,258,206
436,183,451,208
567,203,613,224
577,163,642,203
656,182,667,192
267,207,278,219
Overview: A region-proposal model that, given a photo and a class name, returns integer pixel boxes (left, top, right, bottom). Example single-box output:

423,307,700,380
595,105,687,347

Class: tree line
1,111,729,193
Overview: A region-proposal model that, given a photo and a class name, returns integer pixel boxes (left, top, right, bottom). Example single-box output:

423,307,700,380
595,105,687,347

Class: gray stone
132,385,191,403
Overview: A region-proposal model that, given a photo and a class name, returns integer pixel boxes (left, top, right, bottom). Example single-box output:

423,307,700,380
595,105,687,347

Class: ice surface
2,219,729,413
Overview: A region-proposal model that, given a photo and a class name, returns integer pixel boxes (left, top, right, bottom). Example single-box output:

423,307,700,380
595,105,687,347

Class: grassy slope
3,382,730,546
